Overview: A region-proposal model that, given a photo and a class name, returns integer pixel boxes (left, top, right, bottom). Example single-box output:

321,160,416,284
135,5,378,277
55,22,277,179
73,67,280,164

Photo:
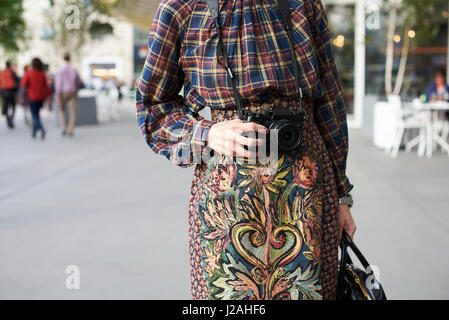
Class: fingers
207,120,269,158
223,134,237,157
337,204,357,244
238,122,268,132
234,144,256,159
344,224,356,240
221,135,257,158
223,119,243,128
235,134,265,148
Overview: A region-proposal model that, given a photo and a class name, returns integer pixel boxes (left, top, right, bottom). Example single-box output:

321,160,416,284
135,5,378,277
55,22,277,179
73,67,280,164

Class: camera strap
277,0,305,107
206,0,305,117
207,0,245,117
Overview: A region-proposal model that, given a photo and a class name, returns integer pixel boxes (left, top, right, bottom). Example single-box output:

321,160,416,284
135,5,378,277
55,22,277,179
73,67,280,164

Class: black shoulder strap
277,0,304,105
206,0,244,116
278,0,293,30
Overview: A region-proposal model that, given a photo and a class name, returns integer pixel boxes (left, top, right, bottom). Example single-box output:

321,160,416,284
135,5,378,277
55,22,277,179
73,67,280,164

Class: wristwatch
338,193,353,208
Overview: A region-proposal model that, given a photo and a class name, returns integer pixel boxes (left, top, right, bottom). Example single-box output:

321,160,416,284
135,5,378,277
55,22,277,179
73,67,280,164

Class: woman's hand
207,119,267,158
337,204,356,243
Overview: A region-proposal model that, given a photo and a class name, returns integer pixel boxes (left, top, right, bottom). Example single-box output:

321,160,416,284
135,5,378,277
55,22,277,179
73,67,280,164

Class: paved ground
1,100,448,300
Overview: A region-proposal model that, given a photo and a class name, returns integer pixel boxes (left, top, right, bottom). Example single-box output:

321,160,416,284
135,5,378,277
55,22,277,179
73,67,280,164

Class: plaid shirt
136,0,353,197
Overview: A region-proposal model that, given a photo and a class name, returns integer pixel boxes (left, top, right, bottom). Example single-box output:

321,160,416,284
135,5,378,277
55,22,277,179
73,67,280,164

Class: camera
241,107,305,152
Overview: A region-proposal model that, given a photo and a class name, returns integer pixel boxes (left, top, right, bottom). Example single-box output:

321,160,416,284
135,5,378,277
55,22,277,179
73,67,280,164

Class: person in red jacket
21,58,50,139
0,61,19,129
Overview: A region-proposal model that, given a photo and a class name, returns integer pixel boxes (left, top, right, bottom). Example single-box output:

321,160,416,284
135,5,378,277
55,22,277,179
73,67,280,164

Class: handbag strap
340,232,371,270
339,232,383,300
206,0,305,117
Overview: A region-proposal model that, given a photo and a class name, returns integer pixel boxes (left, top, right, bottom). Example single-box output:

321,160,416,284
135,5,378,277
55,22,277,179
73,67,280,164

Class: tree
383,0,448,96
0,0,26,52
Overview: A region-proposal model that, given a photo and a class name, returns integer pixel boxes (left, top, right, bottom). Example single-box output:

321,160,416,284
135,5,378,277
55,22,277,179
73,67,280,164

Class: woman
426,66,449,122
426,67,449,102
21,58,50,139
136,0,355,300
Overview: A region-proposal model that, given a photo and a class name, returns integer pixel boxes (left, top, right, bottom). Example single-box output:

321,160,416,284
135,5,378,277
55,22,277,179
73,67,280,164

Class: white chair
442,120,449,142
434,111,449,147
385,95,428,158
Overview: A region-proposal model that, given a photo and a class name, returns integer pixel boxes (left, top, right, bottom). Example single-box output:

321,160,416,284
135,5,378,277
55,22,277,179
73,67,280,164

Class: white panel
353,0,366,128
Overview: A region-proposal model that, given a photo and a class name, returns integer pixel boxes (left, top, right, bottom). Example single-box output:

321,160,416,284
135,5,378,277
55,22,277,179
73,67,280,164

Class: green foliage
0,0,26,52
402,0,447,45
88,21,114,39
383,0,448,43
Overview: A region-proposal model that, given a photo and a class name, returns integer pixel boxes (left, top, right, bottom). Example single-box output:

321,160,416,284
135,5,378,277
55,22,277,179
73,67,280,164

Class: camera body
242,107,306,152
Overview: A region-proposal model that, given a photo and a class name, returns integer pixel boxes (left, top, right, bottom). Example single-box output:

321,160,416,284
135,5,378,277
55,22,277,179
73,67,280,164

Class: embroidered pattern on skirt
188,97,339,300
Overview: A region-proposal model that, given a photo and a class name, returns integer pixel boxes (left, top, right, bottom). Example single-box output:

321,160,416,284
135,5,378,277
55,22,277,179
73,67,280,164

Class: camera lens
271,120,302,151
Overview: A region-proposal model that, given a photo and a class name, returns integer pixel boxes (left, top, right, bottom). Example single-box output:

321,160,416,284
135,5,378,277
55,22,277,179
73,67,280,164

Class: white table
417,101,449,158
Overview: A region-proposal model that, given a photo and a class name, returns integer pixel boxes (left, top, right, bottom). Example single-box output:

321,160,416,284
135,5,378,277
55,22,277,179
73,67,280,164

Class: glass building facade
325,0,449,127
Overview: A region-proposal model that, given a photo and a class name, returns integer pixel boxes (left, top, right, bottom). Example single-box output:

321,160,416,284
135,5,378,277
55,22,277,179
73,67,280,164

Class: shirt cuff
337,175,354,198
191,119,214,164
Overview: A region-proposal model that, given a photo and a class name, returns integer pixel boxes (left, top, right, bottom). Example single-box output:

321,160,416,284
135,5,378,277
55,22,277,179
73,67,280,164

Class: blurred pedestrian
19,65,31,126
46,74,55,112
0,61,19,129
115,78,123,102
21,58,50,139
55,53,83,137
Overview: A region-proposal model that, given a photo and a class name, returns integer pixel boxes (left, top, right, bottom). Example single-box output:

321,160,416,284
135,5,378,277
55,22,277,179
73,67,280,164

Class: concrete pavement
0,101,448,299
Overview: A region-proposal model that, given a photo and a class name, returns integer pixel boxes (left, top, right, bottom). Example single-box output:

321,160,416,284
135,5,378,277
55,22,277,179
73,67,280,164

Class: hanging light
393,34,401,43
408,29,416,39
332,34,345,48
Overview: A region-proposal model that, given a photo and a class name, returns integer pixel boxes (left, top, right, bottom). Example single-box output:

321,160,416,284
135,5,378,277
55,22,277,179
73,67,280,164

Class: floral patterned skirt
188,96,340,300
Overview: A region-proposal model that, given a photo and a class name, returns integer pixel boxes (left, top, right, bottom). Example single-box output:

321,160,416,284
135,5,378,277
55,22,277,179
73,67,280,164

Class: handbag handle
338,232,386,300
338,232,368,298
340,232,371,270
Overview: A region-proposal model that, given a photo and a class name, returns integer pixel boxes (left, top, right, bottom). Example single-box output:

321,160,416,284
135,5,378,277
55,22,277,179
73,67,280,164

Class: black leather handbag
337,232,387,300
